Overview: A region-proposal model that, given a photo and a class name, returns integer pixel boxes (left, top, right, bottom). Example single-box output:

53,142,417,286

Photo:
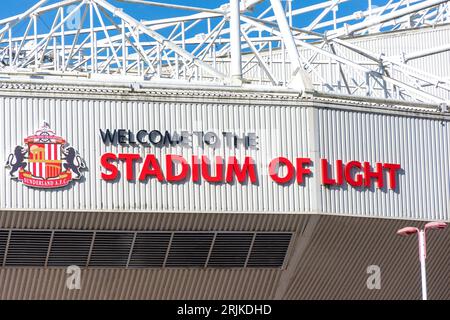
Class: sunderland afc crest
5,122,86,189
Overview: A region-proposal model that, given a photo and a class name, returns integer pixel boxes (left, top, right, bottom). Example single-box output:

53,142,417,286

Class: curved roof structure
0,0,449,107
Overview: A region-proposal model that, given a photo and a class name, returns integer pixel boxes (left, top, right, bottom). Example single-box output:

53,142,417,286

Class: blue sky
0,0,390,41
1,0,387,24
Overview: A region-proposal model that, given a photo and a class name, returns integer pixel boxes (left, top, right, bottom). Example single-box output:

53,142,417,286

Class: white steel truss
0,0,449,107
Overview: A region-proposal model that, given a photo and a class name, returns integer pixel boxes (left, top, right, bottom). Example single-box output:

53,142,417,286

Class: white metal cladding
320,24,450,100
0,94,315,213
0,92,449,221
214,24,450,101
319,107,450,221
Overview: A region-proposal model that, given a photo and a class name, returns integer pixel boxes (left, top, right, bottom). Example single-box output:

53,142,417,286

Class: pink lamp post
397,222,447,300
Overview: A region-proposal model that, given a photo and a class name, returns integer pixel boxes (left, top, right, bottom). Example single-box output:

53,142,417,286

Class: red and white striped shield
28,143,62,179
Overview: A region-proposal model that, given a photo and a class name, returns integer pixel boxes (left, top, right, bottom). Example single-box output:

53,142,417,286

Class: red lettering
321,158,336,185
296,158,312,184
226,156,257,184
99,153,401,192
336,160,344,185
138,154,164,182
383,163,401,190
201,155,224,182
345,161,363,187
118,153,141,181
101,153,118,181
166,155,189,182
269,157,295,184
364,162,384,188
191,155,200,182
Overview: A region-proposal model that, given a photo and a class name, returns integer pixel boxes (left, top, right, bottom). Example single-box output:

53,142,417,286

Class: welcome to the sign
99,129,259,149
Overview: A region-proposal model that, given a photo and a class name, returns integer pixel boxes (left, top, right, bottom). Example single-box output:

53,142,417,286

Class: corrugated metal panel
0,268,282,300
0,90,448,220
0,214,448,300
0,211,308,231
319,108,450,221
0,96,314,214
213,24,450,100
335,24,450,100
283,215,450,300
304,23,450,100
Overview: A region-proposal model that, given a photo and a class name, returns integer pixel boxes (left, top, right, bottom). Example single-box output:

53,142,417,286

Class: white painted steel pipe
418,230,427,300
230,0,242,81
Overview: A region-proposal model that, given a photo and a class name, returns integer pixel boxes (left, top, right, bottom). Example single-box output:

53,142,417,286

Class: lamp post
397,221,447,300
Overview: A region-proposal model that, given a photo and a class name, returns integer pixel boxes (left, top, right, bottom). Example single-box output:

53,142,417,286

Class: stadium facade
0,0,449,299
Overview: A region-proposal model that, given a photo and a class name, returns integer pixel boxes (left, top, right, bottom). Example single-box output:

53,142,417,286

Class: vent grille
0,230,292,269
247,233,292,267
48,231,93,267
166,233,214,267
208,233,253,267
129,233,170,268
5,231,52,266
90,232,134,267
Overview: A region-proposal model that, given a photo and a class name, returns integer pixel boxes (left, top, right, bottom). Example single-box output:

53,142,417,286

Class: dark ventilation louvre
247,233,292,268
128,233,171,268
0,230,292,268
5,231,51,266
166,233,214,267
208,233,253,267
47,231,93,267
89,232,134,267
0,230,8,264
